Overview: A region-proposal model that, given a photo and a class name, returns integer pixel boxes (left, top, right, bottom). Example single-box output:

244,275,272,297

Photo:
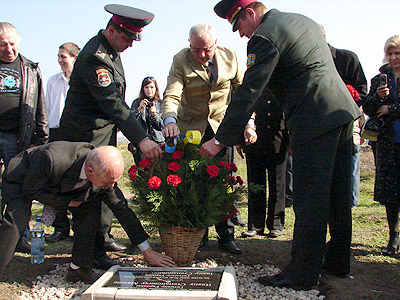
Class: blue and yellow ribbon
165,130,201,153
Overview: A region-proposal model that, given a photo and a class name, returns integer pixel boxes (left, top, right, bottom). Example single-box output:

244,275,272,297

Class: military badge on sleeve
247,54,256,68
96,68,111,87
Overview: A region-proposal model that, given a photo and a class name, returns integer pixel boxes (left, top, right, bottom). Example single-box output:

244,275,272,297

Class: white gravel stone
18,259,325,299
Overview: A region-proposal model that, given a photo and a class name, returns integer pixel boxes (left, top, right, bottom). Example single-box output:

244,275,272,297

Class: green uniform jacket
215,9,361,146
58,31,147,147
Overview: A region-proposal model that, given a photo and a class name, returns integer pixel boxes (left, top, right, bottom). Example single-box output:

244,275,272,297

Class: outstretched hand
139,139,163,160
142,247,175,267
162,122,180,138
199,138,223,158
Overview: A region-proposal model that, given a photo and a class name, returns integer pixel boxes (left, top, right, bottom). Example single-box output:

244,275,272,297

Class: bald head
85,146,124,188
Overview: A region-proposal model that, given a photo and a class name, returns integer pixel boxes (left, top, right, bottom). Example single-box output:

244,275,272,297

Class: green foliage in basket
128,139,246,232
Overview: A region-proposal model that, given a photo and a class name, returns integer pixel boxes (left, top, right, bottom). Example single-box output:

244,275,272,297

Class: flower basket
128,131,248,264
159,226,206,267
129,132,246,232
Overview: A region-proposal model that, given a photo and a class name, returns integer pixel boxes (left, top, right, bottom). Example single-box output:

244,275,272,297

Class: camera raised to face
380,74,388,87
146,99,154,108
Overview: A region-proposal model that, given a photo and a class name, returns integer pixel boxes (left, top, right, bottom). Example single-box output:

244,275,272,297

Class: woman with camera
129,77,164,164
363,34,400,256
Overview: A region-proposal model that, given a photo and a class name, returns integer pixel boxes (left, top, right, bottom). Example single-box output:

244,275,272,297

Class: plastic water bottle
31,217,45,264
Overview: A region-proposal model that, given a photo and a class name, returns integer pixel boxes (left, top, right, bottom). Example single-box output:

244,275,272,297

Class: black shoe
382,232,399,256
15,238,31,253
199,240,209,248
93,254,118,270
382,245,399,256
104,241,127,252
285,197,293,208
257,272,316,291
268,230,282,238
219,241,242,255
324,270,353,279
230,214,247,227
45,231,69,242
199,236,209,248
241,230,260,238
66,267,100,284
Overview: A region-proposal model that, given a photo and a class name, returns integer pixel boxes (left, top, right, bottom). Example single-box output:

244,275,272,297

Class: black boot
382,232,399,256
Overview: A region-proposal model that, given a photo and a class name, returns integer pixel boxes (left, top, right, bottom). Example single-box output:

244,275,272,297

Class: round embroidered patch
96,68,111,87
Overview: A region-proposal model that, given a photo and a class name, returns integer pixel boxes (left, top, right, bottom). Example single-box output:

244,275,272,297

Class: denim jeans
0,132,29,239
0,132,19,169
351,143,361,208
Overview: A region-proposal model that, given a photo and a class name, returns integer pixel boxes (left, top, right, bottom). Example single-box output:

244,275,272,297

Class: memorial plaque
81,266,237,300
103,268,223,291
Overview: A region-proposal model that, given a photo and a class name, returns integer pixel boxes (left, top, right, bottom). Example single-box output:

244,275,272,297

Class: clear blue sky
3,0,400,105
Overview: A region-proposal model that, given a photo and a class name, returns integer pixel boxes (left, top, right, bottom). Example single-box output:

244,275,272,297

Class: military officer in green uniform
201,0,362,290
57,5,163,268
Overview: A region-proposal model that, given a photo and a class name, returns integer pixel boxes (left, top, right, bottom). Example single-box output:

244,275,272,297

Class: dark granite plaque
103,268,223,291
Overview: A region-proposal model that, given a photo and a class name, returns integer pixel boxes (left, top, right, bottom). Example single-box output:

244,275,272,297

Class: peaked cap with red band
105,4,154,41
214,0,257,32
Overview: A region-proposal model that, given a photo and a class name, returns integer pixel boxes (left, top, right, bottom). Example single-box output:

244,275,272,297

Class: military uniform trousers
246,150,287,233
283,122,353,286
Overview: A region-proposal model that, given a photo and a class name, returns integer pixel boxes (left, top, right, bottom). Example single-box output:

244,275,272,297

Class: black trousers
51,198,115,245
246,150,287,233
284,122,353,286
202,125,234,243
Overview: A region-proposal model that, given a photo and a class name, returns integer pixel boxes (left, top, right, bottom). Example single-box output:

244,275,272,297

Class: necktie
73,179,89,189
206,62,215,83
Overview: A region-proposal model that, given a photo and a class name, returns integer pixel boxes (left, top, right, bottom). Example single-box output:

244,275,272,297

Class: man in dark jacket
238,91,288,239
0,142,174,283
201,0,362,290
58,5,161,157
0,22,49,253
57,5,163,262
321,26,368,209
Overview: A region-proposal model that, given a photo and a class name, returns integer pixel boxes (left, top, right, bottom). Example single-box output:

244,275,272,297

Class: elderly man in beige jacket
162,24,243,254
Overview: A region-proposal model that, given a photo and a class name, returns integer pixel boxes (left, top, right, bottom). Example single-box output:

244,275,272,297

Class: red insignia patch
96,68,111,87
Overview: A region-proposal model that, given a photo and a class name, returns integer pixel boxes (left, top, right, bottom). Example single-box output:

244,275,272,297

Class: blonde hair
383,34,400,64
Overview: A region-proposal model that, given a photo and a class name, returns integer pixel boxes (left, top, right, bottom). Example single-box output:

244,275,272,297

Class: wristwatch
214,138,227,148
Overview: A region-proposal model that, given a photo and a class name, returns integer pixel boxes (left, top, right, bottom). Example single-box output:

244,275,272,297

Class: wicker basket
159,226,206,267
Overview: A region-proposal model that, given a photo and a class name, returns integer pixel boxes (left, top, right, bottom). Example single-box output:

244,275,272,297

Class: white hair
189,24,216,41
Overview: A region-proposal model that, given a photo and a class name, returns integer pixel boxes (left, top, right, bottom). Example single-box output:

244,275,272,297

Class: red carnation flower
172,150,184,159
207,165,220,178
229,162,238,172
128,165,138,180
222,204,238,220
229,175,236,184
139,158,151,169
166,174,182,187
236,176,243,185
168,162,181,172
147,176,162,189
218,160,228,167
346,84,360,102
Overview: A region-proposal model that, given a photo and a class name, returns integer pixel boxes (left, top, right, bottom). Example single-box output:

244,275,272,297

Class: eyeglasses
190,44,215,54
